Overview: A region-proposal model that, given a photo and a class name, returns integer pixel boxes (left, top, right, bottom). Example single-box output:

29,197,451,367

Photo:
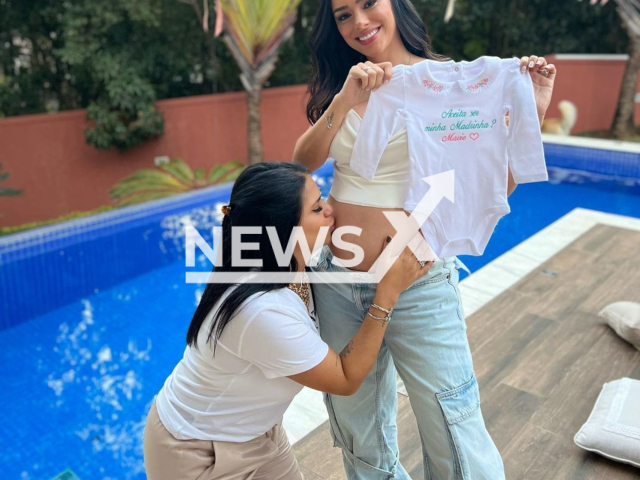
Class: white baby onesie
350,56,548,257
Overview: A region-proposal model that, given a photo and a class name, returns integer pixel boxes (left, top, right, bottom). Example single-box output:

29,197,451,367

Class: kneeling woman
143,162,430,480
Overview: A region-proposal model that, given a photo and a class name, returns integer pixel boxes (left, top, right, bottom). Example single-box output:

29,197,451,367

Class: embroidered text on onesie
350,56,548,257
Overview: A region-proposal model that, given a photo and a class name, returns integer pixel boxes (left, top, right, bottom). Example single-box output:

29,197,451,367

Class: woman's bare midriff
328,195,409,272
325,98,413,272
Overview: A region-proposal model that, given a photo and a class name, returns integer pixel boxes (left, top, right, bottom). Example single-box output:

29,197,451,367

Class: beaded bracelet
366,311,387,320
366,311,390,326
370,303,393,315
366,310,391,326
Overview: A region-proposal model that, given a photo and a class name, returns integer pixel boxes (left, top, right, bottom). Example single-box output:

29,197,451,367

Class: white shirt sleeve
503,62,549,184
350,67,406,180
236,307,329,379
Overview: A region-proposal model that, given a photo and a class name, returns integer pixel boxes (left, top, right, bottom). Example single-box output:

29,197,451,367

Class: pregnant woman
143,162,430,480
293,0,556,479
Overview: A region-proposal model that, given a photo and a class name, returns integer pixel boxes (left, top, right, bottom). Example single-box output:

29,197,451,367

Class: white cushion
599,301,640,350
574,378,640,468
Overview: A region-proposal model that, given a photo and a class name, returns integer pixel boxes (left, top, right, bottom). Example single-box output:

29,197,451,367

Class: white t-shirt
351,56,548,258
155,287,328,442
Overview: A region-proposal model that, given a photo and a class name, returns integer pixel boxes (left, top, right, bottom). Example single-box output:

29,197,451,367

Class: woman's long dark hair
307,0,447,124
186,162,309,350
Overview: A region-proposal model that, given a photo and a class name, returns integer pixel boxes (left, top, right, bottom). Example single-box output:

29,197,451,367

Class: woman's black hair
186,162,309,350
306,0,448,124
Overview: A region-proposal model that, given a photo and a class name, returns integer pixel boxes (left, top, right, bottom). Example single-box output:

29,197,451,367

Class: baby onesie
350,56,548,257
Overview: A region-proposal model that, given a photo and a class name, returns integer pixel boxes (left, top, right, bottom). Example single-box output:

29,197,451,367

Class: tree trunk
206,33,220,94
247,85,263,165
611,14,640,139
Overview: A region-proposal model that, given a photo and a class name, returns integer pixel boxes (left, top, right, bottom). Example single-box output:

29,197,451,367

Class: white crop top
329,109,409,208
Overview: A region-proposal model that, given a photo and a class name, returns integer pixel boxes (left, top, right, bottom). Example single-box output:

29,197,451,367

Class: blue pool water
1,164,640,480
461,167,640,272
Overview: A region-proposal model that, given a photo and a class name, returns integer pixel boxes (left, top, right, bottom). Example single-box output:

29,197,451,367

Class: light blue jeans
311,246,504,480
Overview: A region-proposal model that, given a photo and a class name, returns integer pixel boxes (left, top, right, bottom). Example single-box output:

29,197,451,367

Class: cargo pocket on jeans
323,393,398,479
323,393,344,449
435,374,481,480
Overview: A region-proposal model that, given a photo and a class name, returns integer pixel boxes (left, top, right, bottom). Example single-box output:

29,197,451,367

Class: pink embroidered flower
466,77,490,92
422,79,444,93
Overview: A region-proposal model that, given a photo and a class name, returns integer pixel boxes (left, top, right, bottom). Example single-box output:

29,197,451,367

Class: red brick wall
544,54,640,132
0,55,638,228
0,85,310,228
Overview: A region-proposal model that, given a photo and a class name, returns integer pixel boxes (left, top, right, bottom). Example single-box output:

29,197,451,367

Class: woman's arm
289,288,398,396
509,54,555,197
293,93,352,172
294,61,393,171
288,237,429,396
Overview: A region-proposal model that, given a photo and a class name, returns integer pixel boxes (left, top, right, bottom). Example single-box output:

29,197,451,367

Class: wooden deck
294,224,640,479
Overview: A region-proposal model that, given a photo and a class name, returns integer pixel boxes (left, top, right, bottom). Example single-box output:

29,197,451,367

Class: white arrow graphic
369,170,455,282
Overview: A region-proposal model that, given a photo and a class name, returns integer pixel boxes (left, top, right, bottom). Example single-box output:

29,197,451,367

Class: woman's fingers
370,65,386,91
533,56,549,77
521,55,551,75
520,55,538,73
413,238,434,268
354,62,377,91
381,234,392,251
361,61,383,91
353,63,371,90
408,241,434,274
545,63,557,80
399,241,431,272
352,61,393,92
379,61,393,85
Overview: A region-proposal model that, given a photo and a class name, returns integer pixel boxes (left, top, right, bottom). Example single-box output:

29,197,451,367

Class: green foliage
0,0,85,116
85,97,165,152
0,0,230,147
423,0,627,60
109,158,246,206
55,0,169,150
265,0,317,88
0,0,630,120
270,0,628,86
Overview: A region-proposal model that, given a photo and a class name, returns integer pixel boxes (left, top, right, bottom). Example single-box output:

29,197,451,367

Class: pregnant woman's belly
328,195,409,272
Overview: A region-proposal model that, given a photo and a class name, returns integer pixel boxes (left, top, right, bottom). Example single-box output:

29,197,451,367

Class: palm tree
0,164,22,197
445,0,457,23
177,0,221,93
583,0,640,138
215,0,302,164
109,158,245,206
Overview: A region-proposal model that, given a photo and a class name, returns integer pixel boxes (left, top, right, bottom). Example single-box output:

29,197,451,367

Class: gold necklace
287,271,311,314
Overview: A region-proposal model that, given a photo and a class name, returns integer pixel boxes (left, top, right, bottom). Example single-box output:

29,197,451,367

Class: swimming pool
1,138,640,480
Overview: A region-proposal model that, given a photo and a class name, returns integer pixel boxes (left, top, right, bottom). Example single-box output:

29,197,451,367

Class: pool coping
0,161,336,257
458,208,640,318
542,133,640,154
0,182,235,254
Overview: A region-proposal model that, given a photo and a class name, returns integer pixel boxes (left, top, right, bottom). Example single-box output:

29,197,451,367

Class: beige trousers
143,402,303,480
